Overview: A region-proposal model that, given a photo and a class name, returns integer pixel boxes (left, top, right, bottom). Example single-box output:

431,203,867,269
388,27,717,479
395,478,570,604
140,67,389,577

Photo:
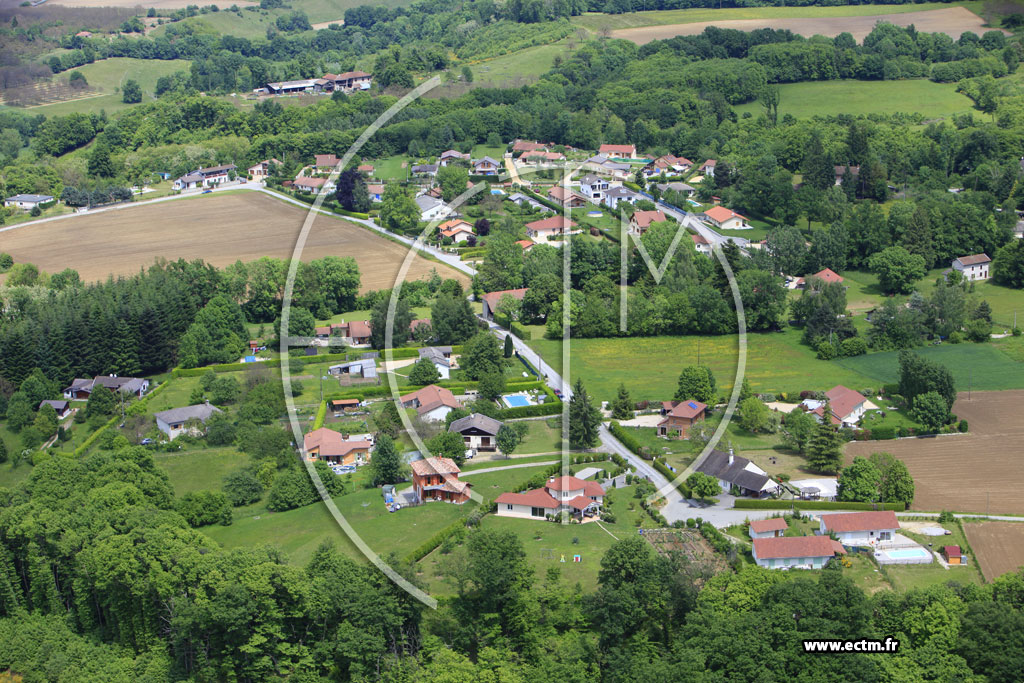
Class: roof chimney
728,448,734,465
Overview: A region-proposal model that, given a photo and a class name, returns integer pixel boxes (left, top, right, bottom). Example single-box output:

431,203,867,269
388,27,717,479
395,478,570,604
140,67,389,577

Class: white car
464,448,476,460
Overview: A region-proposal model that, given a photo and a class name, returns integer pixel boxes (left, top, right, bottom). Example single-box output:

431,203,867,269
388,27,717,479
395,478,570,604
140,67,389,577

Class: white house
399,384,460,422
579,174,610,202
173,164,236,190
415,195,453,222
448,412,503,452
691,233,712,255
702,206,749,230
699,159,717,177
819,511,900,547
603,185,639,210
952,254,991,281
154,403,222,440
749,517,788,539
694,449,779,498
4,194,54,210
598,143,636,159
247,158,281,179
438,219,475,243
294,176,333,193
802,385,867,427
752,535,845,570
495,475,604,520
418,346,452,379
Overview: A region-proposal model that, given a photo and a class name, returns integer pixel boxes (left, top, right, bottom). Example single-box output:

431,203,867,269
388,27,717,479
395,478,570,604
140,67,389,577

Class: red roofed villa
598,143,637,159
628,209,667,236
496,475,605,520
526,215,576,242
303,428,373,466
657,400,706,439
749,517,788,539
803,385,868,427
819,511,900,546
438,219,475,243
752,535,845,570
400,384,460,422
411,456,471,504
702,205,749,230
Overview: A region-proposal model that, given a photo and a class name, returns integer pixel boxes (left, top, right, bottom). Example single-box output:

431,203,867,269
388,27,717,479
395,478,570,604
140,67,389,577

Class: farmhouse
579,174,610,202
411,456,471,503
699,159,717,177
526,215,576,242
481,287,528,319
692,233,712,255
495,475,605,520
803,385,867,427
400,384,460,422
418,346,453,379
415,195,452,222
702,206,749,230
303,427,372,466
438,219,475,243
547,185,587,209
63,375,150,399
154,403,222,440
752,535,845,570
172,164,236,191
694,449,779,498
5,194,54,210
472,156,501,175
448,413,503,452
248,159,281,179
749,517,788,539
323,71,372,92
439,150,470,166
657,399,707,438
598,143,636,159
952,254,991,281
628,209,667,236
819,511,900,546
38,400,71,418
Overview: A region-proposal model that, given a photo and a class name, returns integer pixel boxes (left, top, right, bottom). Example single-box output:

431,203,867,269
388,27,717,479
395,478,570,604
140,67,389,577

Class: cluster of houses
255,71,373,97
63,375,150,399
750,510,901,570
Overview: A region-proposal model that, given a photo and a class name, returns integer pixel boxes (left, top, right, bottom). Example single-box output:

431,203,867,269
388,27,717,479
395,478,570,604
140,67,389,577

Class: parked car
140,438,154,445
464,448,476,460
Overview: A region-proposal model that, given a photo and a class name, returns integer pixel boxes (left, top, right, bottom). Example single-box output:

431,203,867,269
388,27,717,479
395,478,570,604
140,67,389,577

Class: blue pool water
883,548,931,560
503,395,531,408
687,199,701,207
587,210,603,217
491,189,505,195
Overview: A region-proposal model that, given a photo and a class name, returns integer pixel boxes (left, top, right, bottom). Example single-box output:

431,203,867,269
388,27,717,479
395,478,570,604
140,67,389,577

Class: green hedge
173,346,449,377
497,401,561,419
732,500,906,511
510,322,531,341
609,422,650,459
312,401,327,429
403,515,470,564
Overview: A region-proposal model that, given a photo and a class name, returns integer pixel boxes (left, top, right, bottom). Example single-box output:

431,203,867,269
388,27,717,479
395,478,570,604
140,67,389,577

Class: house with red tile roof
496,475,605,520
691,233,711,255
314,154,341,170
400,384,460,422
411,457,471,503
749,517,788,539
546,185,587,208
802,385,867,427
357,164,374,175
303,428,373,466
598,143,637,159
515,239,535,252
438,219,475,243
657,400,706,439
512,140,549,155
643,154,693,177
526,215,577,242
699,159,717,177
702,205,749,230
294,176,330,193
480,287,529,320
628,209,667,236
819,511,899,546
752,535,845,569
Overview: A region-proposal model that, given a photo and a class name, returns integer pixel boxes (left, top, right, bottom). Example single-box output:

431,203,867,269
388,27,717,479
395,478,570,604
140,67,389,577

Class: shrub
882,383,899,396
222,469,264,506
870,425,896,440
176,490,233,526
959,419,969,432
938,510,956,523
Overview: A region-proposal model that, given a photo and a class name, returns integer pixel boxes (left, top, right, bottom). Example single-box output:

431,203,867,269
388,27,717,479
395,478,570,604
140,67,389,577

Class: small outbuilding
942,546,962,564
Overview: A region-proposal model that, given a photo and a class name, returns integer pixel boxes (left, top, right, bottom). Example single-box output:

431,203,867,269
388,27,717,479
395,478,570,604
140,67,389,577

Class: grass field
469,42,573,88
155,447,249,496
571,1,987,30
1,191,469,290
152,11,292,40
592,5,993,44
835,342,1024,392
7,58,192,118
733,79,973,120
529,329,876,403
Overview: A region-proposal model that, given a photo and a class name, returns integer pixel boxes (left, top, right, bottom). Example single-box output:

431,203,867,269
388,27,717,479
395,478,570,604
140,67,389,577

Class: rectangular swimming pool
503,394,532,408
875,547,933,565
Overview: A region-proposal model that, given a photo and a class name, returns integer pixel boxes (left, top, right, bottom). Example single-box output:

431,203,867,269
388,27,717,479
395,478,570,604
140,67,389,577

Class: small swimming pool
687,199,701,207
503,394,533,408
587,210,603,217
491,188,505,195
875,547,933,564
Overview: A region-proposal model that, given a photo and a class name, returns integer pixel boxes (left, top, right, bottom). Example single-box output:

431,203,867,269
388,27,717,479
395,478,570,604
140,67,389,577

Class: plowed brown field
964,522,1024,581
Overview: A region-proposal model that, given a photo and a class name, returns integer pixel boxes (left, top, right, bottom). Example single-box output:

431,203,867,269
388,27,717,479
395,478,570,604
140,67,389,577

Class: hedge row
403,515,470,564
510,322,532,341
609,422,651,459
652,458,692,499
312,401,327,429
326,378,552,403
497,401,561,419
522,187,565,214
733,499,906,511
700,522,732,555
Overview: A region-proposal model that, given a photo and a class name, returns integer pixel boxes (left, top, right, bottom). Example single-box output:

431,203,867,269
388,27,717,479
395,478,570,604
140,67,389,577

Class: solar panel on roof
688,402,697,409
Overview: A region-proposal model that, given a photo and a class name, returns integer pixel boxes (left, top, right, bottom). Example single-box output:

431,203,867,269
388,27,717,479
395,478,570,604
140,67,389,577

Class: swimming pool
587,210,603,217
687,199,701,207
875,547,933,565
503,394,533,408
491,189,505,195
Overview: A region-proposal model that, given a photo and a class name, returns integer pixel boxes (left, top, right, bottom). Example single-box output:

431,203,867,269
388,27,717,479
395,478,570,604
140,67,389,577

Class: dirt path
611,7,1001,44
846,390,1024,516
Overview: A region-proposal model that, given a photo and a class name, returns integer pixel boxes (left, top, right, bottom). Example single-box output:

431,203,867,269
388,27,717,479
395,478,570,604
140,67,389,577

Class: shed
942,546,962,564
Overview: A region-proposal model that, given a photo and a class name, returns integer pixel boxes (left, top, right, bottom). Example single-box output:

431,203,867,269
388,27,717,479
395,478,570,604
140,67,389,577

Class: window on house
531,507,545,517
506,504,513,510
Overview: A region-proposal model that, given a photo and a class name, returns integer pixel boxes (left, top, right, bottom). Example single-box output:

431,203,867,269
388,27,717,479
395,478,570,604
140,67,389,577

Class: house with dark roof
749,517,788,539
472,156,501,175
834,165,860,186
439,150,470,166
496,475,604,520
400,384,460,422
62,376,150,400
952,254,991,281
5,194,54,210
418,346,453,379
657,400,706,438
155,403,222,440
694,449,779,497
480,288,529,320
303,427,373,466
752,535,845,570
172,164,236,190
38,400,71,418
327,358,377,379
415,194,450,221
449,413,503,452
603,185,640,210
579,174,610,202
411,456,471,503
819,511,900,546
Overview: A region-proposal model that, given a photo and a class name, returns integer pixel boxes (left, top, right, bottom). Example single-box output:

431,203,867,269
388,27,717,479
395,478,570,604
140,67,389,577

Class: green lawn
152,10,297,40
513,417,563,455
835,342,1024,392
372,155,410,182
460,453,558,471
467,42,573,87
154,447,250,496
14,58,192,118
883,520,984,591
294,0,415,23
571,1,987,30
460,464,557,499
916,277,1024,330
732,79,974,120
530,329,880,403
